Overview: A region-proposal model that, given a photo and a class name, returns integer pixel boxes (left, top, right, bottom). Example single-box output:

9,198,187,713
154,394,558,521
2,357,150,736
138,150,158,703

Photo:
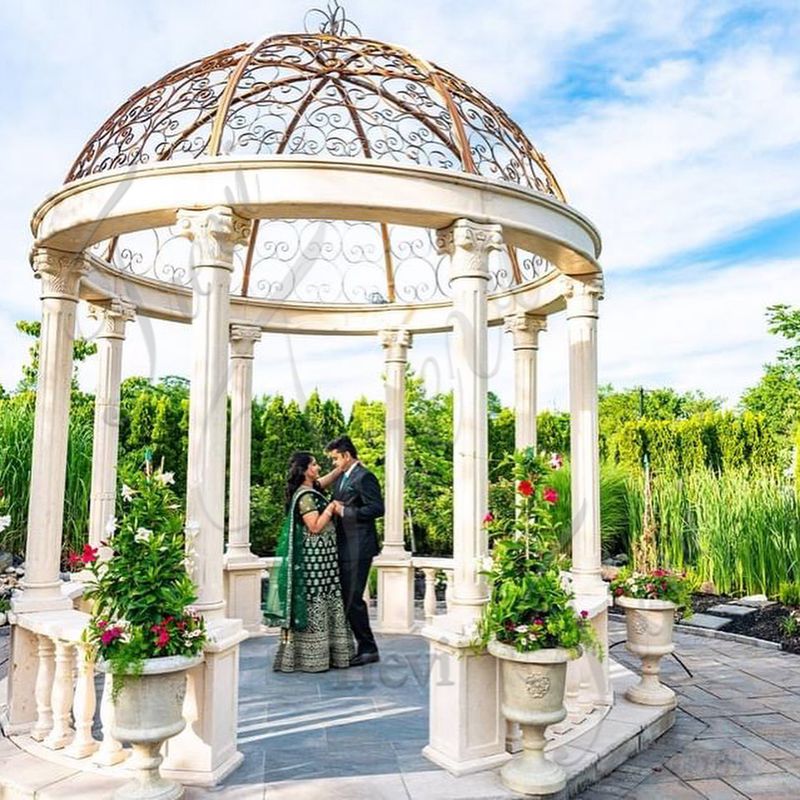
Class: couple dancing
265,436,383,672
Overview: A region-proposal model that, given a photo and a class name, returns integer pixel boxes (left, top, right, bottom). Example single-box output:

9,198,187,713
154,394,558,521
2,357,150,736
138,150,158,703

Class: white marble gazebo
4,7,611,787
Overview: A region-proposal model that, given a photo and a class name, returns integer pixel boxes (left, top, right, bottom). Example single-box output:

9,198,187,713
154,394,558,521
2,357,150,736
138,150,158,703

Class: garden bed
611,592,800,654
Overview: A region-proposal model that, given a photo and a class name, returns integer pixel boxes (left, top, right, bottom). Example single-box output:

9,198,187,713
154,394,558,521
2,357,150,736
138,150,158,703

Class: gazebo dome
66,29,564,200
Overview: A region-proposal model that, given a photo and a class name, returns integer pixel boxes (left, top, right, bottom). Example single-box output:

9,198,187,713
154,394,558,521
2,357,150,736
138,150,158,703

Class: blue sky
0,0,798,412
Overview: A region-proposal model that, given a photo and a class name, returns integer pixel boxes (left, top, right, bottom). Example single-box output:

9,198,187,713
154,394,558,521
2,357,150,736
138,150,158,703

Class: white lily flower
0,515,11,533
105,516,117,537
155,471,175,486
121,484,135,502
134,527,152,543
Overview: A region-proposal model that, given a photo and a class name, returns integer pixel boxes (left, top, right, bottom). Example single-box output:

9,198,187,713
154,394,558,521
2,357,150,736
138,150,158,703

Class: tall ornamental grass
0,395,93,561
626,467,800,597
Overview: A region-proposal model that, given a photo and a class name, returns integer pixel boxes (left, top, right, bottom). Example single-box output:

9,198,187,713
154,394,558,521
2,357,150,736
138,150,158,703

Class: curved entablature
34,158,601,275
66,30,564,198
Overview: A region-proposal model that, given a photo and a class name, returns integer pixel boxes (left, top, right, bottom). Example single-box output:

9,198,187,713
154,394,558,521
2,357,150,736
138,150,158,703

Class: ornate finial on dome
304,1,362,38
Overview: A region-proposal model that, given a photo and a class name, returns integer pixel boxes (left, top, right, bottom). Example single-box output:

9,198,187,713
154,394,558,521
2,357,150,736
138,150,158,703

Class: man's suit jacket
332,463,385,563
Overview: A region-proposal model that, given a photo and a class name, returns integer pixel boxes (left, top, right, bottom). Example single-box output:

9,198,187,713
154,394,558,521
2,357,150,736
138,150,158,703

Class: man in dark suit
326,435,384,666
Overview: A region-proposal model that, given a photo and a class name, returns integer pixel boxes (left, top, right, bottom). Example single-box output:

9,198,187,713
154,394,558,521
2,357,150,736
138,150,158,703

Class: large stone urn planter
616,596,676,708
488,640,580,796
99,654,204,800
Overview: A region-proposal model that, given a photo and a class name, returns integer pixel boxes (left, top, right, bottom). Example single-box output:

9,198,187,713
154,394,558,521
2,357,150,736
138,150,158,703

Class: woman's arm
318,465,343,490
302,502,337,534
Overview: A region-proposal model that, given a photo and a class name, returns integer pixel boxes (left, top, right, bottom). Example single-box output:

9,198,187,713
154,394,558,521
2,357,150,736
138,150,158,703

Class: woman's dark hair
285,451,319,511
325,434,358,458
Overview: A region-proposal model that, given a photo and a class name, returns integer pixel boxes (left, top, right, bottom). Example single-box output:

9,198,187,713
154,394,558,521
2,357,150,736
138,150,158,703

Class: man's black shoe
349,651,380,667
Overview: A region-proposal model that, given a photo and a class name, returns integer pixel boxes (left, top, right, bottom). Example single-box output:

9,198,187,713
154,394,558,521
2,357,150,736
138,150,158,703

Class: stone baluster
444,570,454,613
422,568,437,624
66,642,98,758
44,639,76,749
30,635,55,741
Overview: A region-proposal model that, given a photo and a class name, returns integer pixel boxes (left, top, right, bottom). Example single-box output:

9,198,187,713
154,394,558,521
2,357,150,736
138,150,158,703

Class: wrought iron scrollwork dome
67,30,564,199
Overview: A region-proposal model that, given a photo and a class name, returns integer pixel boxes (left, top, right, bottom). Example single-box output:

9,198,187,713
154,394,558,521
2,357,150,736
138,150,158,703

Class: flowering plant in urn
72,462,206,689
476,448,600,658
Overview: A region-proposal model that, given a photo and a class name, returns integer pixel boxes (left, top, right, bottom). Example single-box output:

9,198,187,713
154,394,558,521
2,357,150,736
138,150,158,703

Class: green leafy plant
476,448,602,658
610,567,692,617
781,614,799,637
73,463,206,692
779,581,800,607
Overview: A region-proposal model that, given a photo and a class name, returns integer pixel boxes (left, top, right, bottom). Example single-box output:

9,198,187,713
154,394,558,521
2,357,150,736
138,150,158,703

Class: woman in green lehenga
264,451,355,672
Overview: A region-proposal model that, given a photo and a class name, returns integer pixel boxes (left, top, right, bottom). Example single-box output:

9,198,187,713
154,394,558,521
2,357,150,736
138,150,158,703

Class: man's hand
331,500,345,517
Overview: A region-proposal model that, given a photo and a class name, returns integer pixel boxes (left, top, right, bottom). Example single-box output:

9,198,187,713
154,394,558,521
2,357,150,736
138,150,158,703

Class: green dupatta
263,487,322,631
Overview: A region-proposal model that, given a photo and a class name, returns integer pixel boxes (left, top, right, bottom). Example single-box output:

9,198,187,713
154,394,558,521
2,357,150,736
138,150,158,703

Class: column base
373,555,415,634
161,618,247,786
223,556,267,633
422,621,508,775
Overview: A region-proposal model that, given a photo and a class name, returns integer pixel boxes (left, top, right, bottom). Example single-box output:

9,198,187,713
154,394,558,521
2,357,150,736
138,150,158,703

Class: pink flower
614,587,624,597
483,512,494,525
580,609,589,619
100,626,123,646
67,552,82,568
533,618,544,626
549,453,563,470
542,487,558,504
518,480,534,497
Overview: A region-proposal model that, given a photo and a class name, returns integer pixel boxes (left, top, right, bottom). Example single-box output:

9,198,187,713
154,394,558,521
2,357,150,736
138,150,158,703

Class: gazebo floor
0,627,675,799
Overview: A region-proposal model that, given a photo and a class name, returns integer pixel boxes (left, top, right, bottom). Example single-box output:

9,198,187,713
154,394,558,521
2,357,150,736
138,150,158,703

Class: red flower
81,544,98,564
67,552,82,568
580,609,589,619
542,487,559,504
482,512,494,525
518,480,534,497
614,586,624,597
155,628,171,648
97,620,108,629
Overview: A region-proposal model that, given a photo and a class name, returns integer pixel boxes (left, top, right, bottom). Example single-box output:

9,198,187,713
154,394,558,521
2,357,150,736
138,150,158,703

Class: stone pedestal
374,557,415,634
422,626,510,775
161,619,248,785
222,559,267,634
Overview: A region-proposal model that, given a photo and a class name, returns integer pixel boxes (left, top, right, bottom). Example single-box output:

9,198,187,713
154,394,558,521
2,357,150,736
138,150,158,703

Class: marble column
7,249,86,733
422,219,509,776
87,299,135,549
564,275,605,596
564,275,611,707
223,324,266,633
14,249,87,612
502,312,546,755
162,206,250,784
373,328,414,634
504,313,547,453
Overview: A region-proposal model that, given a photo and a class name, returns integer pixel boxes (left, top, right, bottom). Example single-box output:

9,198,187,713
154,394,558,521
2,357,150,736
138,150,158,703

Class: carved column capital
31,248,88,301
503,313,547,350
88,298,136,340
435,219,503,282
562,274,604,319
177,206,251,271
379,328,413,363
229,324,262,359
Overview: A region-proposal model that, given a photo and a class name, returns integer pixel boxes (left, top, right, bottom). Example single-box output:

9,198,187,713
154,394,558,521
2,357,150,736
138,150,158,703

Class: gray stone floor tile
688,778,748,799
679,613,731,630
664,737,784,781
707,604,757,617
724,771,800,799
626,779,705,798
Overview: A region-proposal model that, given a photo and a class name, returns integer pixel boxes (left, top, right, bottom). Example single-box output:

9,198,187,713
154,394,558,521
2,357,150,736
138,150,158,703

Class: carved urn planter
99,654,204,800
616,596,677,708
488,640,580,796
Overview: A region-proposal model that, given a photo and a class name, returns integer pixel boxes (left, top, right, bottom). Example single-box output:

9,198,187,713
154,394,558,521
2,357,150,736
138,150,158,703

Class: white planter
616,596,676,708
99,654,204,800
488,640,579,796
